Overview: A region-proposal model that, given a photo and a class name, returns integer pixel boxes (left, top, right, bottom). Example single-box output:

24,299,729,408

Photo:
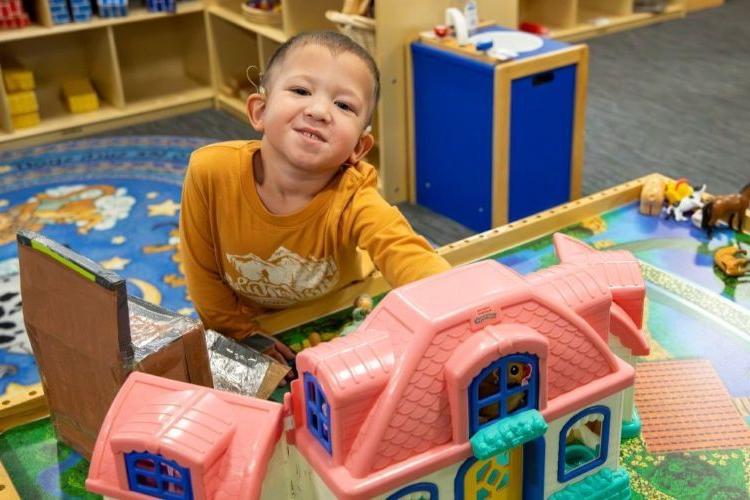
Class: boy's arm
179,159,264,340
349,188,451,287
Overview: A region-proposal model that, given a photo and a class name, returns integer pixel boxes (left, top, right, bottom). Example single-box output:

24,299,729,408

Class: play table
1,174,749,499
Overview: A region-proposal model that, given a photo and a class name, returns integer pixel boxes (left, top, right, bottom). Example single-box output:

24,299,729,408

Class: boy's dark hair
261,31,380,107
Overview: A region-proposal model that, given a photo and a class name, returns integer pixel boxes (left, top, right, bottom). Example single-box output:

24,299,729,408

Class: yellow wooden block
12,111,40,129
7,90,38,115
3,66,35,92
62,78,99,113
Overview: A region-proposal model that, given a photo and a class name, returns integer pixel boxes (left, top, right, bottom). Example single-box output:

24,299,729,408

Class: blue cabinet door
508,65,576,222
412,42,495,232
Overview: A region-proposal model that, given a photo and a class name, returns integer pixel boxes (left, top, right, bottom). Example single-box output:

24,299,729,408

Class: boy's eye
290,87,310,96
335,101,355,113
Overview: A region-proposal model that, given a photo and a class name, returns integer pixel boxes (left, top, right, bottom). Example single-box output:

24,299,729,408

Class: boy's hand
241,332,297,385
265,336,296,365
265,337,296,386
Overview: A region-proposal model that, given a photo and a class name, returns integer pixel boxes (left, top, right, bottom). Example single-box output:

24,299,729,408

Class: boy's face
249,44,375,174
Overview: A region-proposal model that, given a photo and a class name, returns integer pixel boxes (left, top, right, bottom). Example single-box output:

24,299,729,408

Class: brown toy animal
478,361,532,423
701,182,750,237
714,244,750,277
640,177,666,216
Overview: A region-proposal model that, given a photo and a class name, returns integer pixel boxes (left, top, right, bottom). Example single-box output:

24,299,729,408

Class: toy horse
666,184,706,222
701,182,750,237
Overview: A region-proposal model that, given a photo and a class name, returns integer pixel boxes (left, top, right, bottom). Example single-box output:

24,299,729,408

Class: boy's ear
246,92,266,132
348,131,375,165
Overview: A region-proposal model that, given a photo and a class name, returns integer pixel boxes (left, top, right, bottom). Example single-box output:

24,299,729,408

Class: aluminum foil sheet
128,296,199,363
205,329,287,399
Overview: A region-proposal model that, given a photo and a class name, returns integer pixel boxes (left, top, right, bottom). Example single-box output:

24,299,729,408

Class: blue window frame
304,372,332,454
125,452,193,500
386,482,439,500
469,354,538,435
558,406,611,482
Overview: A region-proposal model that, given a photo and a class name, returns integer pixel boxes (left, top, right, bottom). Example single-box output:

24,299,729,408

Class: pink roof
293,234,644,498
87,372,283,500
553,233,646,328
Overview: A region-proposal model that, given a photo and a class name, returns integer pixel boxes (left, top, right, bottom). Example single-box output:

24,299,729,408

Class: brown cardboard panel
25,326,127,458
258,362,291,400
19,244,128,363
136,339,187,380
18,231,213,460
181,326,213,387
50,411,100,458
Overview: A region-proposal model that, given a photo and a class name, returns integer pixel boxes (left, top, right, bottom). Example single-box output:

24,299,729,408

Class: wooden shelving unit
0,3,212,149
207,0,340,118
686,0,723,12
518,0,687,42
0,0,709,201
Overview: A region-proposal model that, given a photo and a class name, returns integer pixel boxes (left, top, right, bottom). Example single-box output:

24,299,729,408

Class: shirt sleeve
179,152,264,340
348,187,451,287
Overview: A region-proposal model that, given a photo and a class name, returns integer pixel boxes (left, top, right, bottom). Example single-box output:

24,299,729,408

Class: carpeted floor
583,0,750,196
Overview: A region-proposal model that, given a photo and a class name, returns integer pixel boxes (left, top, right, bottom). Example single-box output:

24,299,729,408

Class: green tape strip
31,240,95,282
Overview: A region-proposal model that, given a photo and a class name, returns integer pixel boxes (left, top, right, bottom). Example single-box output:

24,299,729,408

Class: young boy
179,31,451,367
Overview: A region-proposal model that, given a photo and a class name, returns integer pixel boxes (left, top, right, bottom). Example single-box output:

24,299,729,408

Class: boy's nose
304,99,331,122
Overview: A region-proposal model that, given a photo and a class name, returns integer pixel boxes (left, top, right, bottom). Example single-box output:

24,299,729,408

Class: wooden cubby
0,1,212,149
0,28,120,136
207,13,261,116
686,0,723,12
113,13,211,105
518,0,687,42
0,66,12,133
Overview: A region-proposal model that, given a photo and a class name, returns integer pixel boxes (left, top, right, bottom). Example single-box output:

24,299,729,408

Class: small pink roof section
552,232,646,329
294,234,644,495
87,371,283,500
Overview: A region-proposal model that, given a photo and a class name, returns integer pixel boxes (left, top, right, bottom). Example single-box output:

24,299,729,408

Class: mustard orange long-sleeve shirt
179,141,451,339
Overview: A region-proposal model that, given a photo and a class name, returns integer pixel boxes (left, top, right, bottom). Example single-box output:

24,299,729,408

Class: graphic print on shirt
224,247,339,307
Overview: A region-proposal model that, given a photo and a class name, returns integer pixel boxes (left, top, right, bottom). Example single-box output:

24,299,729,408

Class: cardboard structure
17,230,212,459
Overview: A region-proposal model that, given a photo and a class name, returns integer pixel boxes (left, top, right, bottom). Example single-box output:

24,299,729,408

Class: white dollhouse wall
260,440,296,499
543,392,625,497
274,393,626,499
609,337,638,423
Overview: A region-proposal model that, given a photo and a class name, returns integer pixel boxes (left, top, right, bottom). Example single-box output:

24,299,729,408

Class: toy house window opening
386,481,439,500
557,405,611,482
469,354,537,435
304,372,332,454
124,451,193,500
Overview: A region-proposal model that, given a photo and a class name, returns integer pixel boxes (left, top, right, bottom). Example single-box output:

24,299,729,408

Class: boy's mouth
296,128,325,143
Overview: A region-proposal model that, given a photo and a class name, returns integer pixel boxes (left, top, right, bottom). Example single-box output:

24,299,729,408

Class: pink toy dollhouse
87,233,649,499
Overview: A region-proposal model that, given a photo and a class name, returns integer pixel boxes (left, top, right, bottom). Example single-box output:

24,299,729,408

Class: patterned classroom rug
0,136,215,394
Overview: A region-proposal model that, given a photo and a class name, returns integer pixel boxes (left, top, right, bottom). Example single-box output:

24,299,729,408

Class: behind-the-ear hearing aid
246,65,265,97
363,125,372,135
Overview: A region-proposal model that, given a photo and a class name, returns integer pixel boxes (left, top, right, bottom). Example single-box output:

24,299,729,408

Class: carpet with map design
0,136,215,395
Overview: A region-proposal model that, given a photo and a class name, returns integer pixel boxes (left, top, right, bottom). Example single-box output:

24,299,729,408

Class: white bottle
464,0,478,35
